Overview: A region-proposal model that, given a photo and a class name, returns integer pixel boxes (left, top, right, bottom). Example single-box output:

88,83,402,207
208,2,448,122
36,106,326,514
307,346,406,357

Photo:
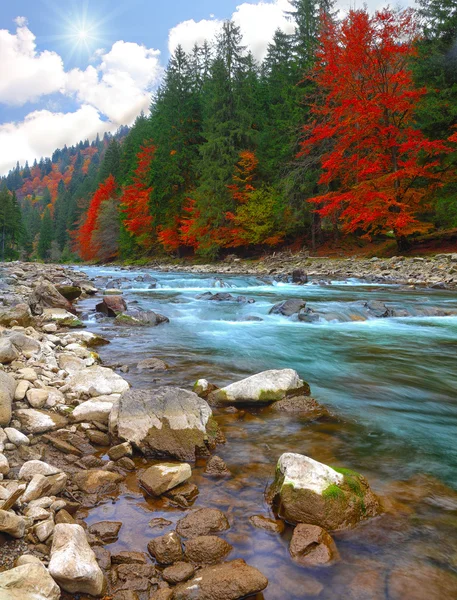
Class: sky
0,0,414,176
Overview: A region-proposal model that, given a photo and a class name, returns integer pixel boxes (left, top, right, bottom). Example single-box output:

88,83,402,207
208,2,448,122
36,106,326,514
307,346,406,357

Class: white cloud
0,105,113,175
14,16,28,27
168,18,222,55
0,21,65,105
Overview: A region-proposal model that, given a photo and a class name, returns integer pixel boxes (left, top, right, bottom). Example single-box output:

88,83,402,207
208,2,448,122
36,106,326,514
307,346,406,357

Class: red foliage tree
75,175,117,261
299,8,453,246
227,151,258,204
121,142,156,247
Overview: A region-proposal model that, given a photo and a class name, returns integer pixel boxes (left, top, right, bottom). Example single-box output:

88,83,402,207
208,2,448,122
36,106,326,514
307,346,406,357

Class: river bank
132,251,457,290
0,262,456,600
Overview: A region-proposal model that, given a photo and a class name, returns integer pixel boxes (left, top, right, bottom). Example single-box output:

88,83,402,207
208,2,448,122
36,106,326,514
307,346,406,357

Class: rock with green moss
42,308,83,328
267,453,380,531
114,310,169,327
109,387,220,461
208,369,310,406
56,285,82,301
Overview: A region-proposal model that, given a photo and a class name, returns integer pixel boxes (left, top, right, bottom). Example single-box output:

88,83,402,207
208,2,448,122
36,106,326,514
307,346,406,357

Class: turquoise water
78,267,457,599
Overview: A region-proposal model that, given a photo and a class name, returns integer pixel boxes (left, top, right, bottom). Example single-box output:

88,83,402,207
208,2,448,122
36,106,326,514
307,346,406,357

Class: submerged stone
139,462,192,496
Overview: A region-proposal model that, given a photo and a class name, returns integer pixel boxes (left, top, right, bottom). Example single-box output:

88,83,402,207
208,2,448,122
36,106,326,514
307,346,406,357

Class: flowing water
76,266,457,599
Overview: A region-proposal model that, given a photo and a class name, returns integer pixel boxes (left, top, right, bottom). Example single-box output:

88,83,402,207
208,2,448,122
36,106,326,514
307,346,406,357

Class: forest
1,0,456,263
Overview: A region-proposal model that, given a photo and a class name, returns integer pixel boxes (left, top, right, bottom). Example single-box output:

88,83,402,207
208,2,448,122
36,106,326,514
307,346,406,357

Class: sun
77,29,89,40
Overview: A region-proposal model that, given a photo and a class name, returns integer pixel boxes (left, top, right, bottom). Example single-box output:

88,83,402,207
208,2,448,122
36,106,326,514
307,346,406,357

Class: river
76,266,457,599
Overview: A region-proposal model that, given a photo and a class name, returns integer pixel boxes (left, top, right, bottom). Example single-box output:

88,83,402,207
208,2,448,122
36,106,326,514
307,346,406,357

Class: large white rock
4,427,30,447
49,523,104,596
0,563,61,600
70,396,118,423
14,409,68,434
68,366,129,397
19,460,62,481
277,453,343,495
57,353,85,375
209,369,306,404
22,475,51,503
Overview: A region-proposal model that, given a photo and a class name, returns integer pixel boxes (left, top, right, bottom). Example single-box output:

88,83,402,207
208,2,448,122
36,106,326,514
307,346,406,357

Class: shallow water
77,266,457,599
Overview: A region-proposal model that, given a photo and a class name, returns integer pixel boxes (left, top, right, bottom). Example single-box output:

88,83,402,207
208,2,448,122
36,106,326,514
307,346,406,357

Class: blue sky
0,0,413,175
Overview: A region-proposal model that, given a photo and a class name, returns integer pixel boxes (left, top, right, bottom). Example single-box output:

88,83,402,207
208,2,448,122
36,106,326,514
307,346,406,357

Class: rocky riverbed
0,261,456,600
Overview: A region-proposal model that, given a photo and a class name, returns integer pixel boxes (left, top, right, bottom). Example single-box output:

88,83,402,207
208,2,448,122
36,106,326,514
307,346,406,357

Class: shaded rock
267,453,380,531
89,520,122,543
30,280,74,314
0,563,60,600
204,455,230,477
0,510,26,538
0,304,32,327
176,508,229,539
56,285,82,301
208,369,309,405
184,535,232,565
110,387,218,461
269,299,306,316
45,472,68,496
93,545,111,570
111,551,148,565
292,269,308,284
49,523,105,596
172,559,268,600
85,429,110,446
108,441,132,461
68,366,129,397
139,462,192,497
115,310,169,327
249,515,284,534
0,338,19,364
366,300,393,318
148,531,183,565
111,563,157,593
0,371,17,426
14,409,67,434
270,395,329,418
96,295,127,317
149,517,172,530
162,561,195,584
137,358,168,371
289,523,340,566
73,469,124,494
165,482,199,508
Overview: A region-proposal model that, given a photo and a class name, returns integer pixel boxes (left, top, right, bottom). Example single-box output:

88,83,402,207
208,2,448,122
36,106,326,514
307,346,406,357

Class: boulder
30,280,73,314
114,310,169,327
172,559,268,600
49,523,105,596
56,285,82,301
137,358,168,371
208,369,309,405
68,366,129,397
292,269,308,284
3,332,41,357
96,295,127,317
270,396,329,419
0,338,19,364
15,409,68,434
184,535,233,565
0,563,61,600
0,304,32,327
70,397,116,423
176,508,229,539
109,387,219,461
108,441,132,461
42,308,82,328
73,469,124,494
58,353,85,375
162,561,195,585
267,453,380,531
19,460,62,480
0,510,26,538
147,531,183,565
289,523,340,566
0,371,16,426
139,463,192,497
269,299,307,316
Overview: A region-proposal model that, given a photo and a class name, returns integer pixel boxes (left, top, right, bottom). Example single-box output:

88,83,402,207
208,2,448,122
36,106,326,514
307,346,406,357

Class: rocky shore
146,251,457,289
0,261,456,600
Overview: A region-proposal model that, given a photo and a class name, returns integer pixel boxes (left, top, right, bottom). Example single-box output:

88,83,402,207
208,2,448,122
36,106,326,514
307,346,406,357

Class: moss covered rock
267,453,380,531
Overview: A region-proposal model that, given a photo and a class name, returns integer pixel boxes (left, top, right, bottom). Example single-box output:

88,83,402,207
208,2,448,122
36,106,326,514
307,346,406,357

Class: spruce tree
37,207,54,260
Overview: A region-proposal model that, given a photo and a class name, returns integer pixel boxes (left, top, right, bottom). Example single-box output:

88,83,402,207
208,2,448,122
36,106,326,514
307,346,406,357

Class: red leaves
227,151,258,204
300,8,453,240
76,175,117,261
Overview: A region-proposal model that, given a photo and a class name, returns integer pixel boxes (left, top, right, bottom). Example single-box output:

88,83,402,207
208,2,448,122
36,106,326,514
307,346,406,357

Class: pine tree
37,207,54,260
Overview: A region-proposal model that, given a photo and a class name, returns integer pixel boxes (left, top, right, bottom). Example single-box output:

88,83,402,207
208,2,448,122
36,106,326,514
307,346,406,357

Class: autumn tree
299,8,453,248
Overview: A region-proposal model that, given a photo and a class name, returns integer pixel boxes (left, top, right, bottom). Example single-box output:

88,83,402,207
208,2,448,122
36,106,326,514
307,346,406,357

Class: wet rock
71,396,116,423
172,559,268,600
148,531,183,565
366,300,393,318
85,429,110,446
270,395,329,418
73,469,124,494
165,482,199,507
0,371,17,426
0,338,19,364
289,523,340,566
49,523,105,596
193,379,218,399
267,453,380,531
176,508,229,539
108,441,132,461
204,455,230,477
388,562,457,600
208,369,309,405
0,304,32,327
139,462,192,497
96,295,127,317
111,551,148,565
56,285,82,301
93,545,111,570
249,515,285,534
110,387,219,461
89,520,122,543
184,535,233,565
149,518,172,530
114,310,169,327
269,299,307,316
0,510,26,538
0,563,61,600
68,366,129,397
137,358,168,371
292,269,308,284
14,409,68,434
111,563,157,594
162,561,195,584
